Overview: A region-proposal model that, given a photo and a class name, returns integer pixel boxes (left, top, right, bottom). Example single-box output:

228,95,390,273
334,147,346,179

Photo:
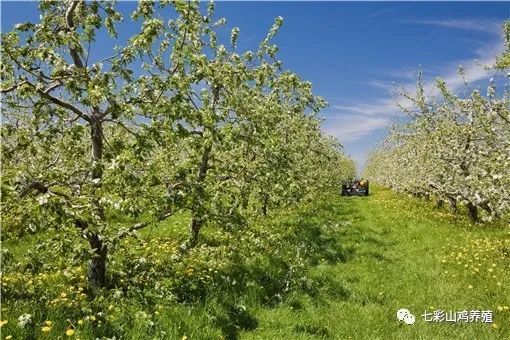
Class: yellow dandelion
181,336,188,340
0,320,7,327
66,329,75,336
468,285,473,289
44,320,52,327
42,326,52,332
61,292,67,298
492,323,499,329
497,306,503,311
6,336,12,340
77,320,84,325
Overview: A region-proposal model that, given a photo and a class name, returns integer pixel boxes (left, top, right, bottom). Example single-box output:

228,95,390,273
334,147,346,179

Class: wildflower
0,320,7,327
77,320,84,325
6,336,12,340
44,320,52,327
38,194,49,205
42,326,52,332
66,329,75,336
17,313,32,328
468,285,473,289
61,292,67,298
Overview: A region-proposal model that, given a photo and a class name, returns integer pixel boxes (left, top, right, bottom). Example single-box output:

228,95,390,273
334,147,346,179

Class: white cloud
325,47,498,144
403,18,502,34
331,94,415,119
361,79,398,91
322,114,390,143
321,18,506,170
367,6,401,19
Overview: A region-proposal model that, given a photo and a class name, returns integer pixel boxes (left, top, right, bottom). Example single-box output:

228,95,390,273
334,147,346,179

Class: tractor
341,179,369,196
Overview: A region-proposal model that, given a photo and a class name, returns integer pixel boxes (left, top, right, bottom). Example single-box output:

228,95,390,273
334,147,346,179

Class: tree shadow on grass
213,302,259,340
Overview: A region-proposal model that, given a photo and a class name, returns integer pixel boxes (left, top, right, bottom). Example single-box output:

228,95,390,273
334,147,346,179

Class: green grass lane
244,186,510,339
2,186,509,339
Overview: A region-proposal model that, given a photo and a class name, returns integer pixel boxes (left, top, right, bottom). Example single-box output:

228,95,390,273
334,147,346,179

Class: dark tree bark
260,192,269,216
87,234,108,288
435,199,444,209
448,197,458,213
467,202,479,222
189,144,211,247
87,113,107,288
188,85,219,247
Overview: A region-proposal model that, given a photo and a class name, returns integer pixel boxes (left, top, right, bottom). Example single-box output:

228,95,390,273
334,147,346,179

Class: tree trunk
188,144,211,247
467,202,478,222
188,85,219,247
87,234,108,289
241,195,249,210
435,199,444,209
260,192,269,216
189,218,201,247
88,114,108,288
65,1,108,289
448,197,458,213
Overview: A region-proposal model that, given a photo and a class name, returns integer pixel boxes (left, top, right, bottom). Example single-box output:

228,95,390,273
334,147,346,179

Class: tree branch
65,0,85,69
1,81,28,94
24,80,90,122
117,209,174,239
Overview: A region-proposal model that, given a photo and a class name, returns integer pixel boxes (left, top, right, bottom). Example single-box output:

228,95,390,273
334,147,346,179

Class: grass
243,187,510,339
1,186,509,339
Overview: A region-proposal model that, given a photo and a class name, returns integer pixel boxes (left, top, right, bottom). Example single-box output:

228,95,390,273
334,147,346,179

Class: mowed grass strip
244,186,510,339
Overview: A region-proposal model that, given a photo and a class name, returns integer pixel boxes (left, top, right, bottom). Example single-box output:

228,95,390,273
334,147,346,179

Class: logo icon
397,308,416,325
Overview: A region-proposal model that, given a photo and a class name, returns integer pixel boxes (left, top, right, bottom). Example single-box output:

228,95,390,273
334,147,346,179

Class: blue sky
2,1,509,172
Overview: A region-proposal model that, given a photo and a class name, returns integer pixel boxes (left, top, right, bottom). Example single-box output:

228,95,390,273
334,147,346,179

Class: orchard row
1,1,355,289
365,22,510,223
